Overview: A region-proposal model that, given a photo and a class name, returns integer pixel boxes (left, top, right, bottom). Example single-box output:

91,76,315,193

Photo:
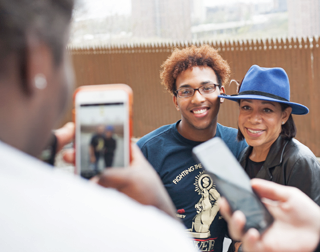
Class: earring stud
34,74,47,90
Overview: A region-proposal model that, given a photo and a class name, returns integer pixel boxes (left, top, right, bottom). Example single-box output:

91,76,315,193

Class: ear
173,95,180,111
281,106,292,124
219,86,225,103
24,33,53,95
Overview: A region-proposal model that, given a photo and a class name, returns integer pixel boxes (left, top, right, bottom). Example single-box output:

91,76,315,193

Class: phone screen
209,173,272,233
192,137,274,234
77,102,127,179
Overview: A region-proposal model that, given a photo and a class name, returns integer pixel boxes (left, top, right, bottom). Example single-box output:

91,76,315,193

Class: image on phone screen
78,102,126,179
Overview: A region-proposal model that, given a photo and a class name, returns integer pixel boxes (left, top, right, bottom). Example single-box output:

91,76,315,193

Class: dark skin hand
96,144,177,219
54,125,177,219
53,122,75,164
54,122,75,153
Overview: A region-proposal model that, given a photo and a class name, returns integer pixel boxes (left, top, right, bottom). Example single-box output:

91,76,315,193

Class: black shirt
245,158,264,179
90,134,105,155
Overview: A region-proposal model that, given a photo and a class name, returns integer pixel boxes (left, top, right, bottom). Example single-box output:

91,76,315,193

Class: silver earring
34,74,47,90
282,121,285,125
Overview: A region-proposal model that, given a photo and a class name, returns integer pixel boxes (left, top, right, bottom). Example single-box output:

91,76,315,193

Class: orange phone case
73,84,133,174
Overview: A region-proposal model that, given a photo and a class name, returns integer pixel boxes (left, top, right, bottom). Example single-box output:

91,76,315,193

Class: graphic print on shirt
96,138,104,152
187,171,220,239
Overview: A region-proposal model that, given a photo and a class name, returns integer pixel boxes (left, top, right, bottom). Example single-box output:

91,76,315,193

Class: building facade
287,0,320,37
131,0,192,40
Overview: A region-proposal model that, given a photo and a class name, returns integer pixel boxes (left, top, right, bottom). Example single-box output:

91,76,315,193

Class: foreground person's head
0,0,74,156
220,65,308,148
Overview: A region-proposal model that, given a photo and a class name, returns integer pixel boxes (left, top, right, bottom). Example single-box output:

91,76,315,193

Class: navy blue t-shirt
137,121,248,252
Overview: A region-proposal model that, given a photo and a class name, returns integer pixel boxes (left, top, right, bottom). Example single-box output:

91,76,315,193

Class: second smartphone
74,84,133,179
192,137,274,234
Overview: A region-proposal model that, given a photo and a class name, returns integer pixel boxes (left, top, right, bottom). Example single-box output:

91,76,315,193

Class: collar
263,136,289,169
173,120,222,145
240,136,290,178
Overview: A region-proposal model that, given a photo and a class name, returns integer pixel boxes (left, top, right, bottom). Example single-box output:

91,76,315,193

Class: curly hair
160,45,231,95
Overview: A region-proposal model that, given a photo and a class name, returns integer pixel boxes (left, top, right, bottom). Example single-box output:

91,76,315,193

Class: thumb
251,179,290,202
130,143,147,166
97,168,131,189
54,122,75,151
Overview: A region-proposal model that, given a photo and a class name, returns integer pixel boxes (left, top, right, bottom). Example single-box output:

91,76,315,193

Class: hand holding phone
220,179,320,252
97,144,177,219
74,84,132,179
192,137,274,234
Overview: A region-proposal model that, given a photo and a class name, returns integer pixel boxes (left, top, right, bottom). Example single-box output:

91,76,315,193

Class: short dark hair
0,0,74,73
237,102,296,141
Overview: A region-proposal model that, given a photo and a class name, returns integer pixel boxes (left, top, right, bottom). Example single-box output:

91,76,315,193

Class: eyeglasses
174,83,220,98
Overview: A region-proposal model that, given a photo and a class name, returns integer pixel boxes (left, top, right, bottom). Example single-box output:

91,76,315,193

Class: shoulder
137,123,175,149
286,138,317,159
284,138,319,169
216,123,245,145
217,124,248,158
217,123,238,135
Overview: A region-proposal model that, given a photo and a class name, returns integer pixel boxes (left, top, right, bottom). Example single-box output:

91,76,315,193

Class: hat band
232,90,289,101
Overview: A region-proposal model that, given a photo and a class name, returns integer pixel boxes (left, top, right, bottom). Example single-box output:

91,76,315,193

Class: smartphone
192,137,274,234
74,84,133,179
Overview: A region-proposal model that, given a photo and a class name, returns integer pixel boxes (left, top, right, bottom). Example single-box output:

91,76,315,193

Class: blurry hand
96,144,177,219
54,122,75,151
54,122,75,164
90,156,96,164
219,179,320,252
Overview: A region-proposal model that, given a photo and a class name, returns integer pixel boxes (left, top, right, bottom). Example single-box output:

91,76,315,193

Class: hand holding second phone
219,179,320,252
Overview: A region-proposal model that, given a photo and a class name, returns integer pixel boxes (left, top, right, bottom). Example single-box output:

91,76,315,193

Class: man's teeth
193,109,207,114
248,129,263,134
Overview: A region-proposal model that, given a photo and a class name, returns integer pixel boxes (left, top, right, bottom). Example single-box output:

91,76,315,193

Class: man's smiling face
173,66,225,141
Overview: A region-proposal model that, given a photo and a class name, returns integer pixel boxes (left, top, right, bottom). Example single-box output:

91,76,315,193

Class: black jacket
239,136,320,206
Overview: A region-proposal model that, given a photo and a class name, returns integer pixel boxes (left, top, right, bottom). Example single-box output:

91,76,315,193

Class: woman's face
238,99,291,150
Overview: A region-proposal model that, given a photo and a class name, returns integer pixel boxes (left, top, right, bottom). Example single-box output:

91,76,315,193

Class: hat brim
219,94,309,115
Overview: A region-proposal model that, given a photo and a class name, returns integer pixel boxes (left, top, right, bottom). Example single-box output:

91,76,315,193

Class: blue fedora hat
218,65,309,115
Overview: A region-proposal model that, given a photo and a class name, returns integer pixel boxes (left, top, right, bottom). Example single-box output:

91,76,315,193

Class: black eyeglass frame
174,83,221,98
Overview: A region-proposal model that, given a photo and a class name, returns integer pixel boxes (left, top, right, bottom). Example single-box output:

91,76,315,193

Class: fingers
229,211,247,240
89,175,100,184
130,143,147,166
97,168,130,189
219,197,232,222
96,144,177,219
242,228,262,252
220,195,264,251
62,149,75,164
54,122,75,151
220,197,246,241
251,179,290,202
95,144,145,189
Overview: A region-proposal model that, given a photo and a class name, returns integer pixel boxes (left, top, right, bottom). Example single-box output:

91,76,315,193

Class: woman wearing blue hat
220,65,320,205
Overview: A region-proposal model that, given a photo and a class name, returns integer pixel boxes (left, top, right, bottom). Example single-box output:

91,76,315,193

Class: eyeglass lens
177,84,218,97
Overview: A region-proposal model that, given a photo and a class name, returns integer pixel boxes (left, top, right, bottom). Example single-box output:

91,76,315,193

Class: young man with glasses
137,45,247,252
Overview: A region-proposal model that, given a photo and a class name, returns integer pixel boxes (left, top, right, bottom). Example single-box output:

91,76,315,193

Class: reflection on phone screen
78,102,125,179
212,174,272,233
192,137,274,234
